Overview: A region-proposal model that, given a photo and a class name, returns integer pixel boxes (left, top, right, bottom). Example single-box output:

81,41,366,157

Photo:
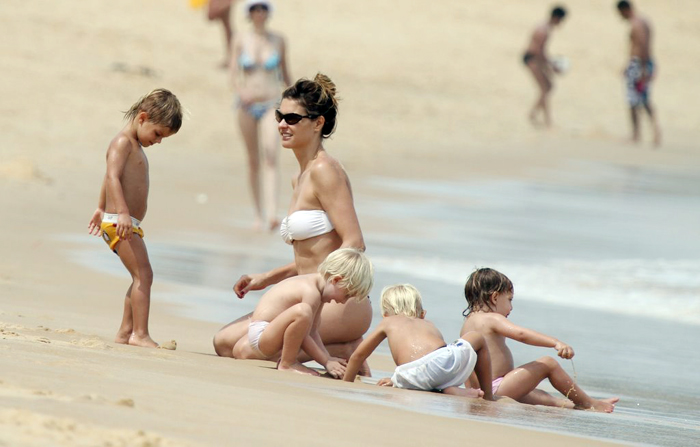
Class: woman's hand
233,273,267,298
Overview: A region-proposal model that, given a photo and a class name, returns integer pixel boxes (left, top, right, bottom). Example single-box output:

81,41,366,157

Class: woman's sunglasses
275,110,316,125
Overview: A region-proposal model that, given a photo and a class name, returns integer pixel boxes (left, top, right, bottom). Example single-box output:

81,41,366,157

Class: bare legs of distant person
238,107,279,231
208,0,234,68
629,103,661,147
527,61,553,128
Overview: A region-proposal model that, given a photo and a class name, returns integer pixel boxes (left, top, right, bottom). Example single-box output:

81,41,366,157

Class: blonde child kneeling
232,248,374,377
344,284,494,400
461,268,619,412
87,89,183,348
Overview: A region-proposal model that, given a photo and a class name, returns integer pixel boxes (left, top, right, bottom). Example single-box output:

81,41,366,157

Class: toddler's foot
128,333,159,348
579,397,619,413
277,361,320,376
115,332,131,345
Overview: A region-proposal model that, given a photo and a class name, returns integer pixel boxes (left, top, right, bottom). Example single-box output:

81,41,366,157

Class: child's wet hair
282,73,339,138
318,248,373,300
463,268,513,316
380,284,424,318
124,88,183,132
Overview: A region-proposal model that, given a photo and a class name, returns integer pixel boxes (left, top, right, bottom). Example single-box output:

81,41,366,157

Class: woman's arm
233,262,298,298
311,158,365,251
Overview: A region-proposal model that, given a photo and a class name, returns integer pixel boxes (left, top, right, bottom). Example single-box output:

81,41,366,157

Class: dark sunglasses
275,109,316,125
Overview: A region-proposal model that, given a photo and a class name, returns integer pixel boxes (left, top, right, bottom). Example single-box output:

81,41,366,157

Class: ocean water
70,160,700,446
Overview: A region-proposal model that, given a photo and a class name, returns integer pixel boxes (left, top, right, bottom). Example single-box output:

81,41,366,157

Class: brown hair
463,268,513,316
281,73,339,138
124,88,183,132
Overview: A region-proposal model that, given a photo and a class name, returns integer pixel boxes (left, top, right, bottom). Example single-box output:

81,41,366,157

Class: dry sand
1,0,698,445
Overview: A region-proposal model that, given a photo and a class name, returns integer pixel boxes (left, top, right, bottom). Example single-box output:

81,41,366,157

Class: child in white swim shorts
343,284,494,400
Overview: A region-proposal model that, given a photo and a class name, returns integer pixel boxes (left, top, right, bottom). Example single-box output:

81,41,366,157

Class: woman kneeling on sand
214,73,372,375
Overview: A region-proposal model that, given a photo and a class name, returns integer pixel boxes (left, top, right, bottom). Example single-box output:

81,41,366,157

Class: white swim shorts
248,320,270,357
391,338,477,391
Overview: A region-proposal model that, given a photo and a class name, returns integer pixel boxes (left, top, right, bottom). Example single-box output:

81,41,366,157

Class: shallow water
70,160,700,446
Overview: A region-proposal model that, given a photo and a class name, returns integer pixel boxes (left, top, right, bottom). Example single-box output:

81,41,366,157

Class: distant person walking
522,6,567,128
616,1,661,146
207,0,237,68
231,0,291,230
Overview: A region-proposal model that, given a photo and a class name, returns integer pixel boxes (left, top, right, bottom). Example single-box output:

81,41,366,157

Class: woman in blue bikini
231,0,291,230
215,73,373,375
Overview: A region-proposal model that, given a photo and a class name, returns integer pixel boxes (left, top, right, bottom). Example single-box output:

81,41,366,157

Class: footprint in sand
34,337,51,344
116,398,135,408
71,338,112,350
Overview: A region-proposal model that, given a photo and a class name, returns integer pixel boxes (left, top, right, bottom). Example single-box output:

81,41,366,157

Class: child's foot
578,397,619,413
277,361,320,376
115,332,131,344
128,333,159,348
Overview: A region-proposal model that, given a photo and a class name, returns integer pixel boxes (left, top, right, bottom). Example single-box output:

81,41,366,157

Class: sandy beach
2,0,699,445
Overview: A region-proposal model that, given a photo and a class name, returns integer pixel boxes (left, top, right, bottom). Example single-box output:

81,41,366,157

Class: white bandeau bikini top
280,209,335,245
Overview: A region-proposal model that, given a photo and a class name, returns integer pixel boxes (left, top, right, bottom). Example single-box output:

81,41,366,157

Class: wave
373,256,700,325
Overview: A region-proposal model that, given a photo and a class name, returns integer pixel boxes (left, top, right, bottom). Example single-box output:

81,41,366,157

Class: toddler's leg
443,386,483,398
498,356,618,412
115,284,134,344
257,303,318,376
116,236,157,348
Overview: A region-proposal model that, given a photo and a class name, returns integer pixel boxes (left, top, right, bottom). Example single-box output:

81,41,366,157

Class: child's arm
300,329,346,379
300,305,346,378
343,322,388,382
104,138,134,240
492,315,574,359
88,175,107,236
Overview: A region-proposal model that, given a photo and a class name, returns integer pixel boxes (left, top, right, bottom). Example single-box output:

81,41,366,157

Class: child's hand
376,378,394,387
116,213,133,241
555,341,574,359
87,209,104,236
325,357,347,379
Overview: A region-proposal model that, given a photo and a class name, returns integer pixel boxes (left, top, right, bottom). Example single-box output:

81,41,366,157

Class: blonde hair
380,284,424,318
318,248,373,300
124,88,183,132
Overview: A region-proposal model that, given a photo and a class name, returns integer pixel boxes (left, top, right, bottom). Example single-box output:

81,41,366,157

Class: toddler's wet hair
463,268,513,316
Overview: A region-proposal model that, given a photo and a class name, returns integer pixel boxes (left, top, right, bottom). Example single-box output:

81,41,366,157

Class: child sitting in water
461,268,619,412
344,284,494,400
232,248,373,377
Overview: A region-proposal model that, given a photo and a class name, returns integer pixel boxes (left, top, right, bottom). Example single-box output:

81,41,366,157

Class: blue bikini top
239,51,280,71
